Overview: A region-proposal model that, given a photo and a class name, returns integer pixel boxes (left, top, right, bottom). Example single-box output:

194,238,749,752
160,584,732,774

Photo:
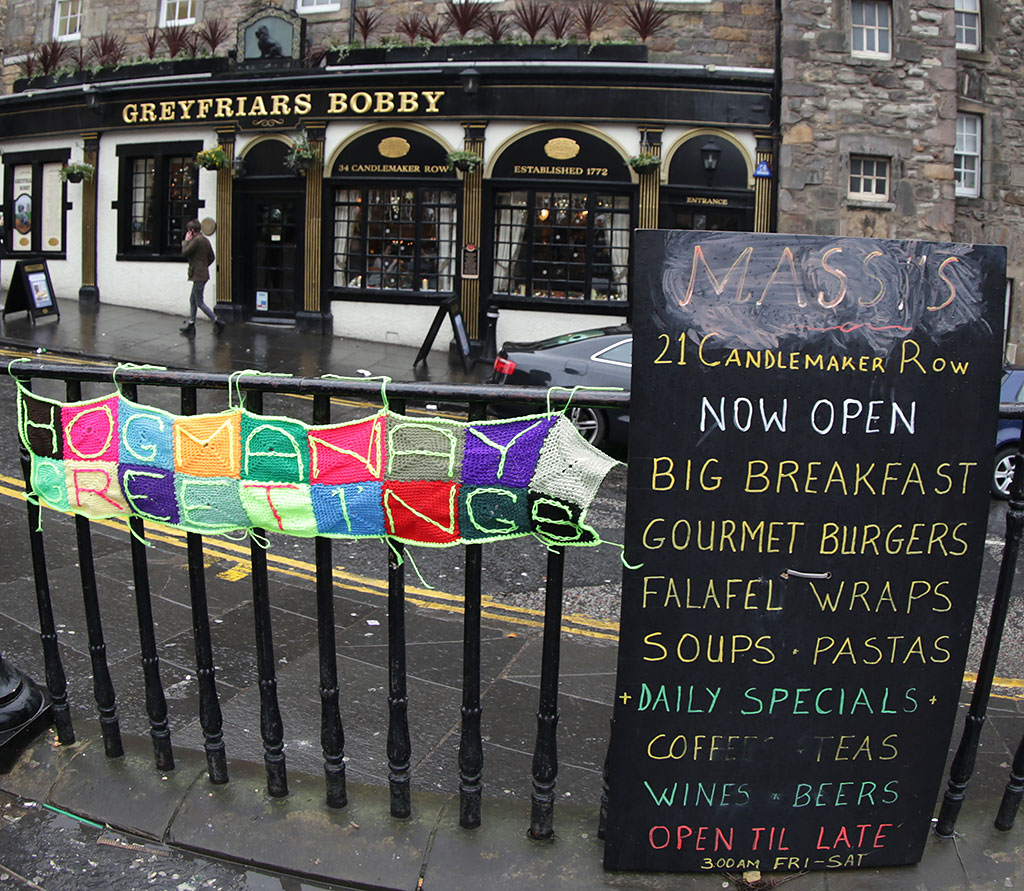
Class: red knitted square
383,480,460,544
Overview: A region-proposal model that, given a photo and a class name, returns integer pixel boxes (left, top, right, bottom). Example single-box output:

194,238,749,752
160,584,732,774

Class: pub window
297,0,341,12
3,150,70,256
53,0,82,41
492,190,631,304
116,142,202,259
333,187,458,294
161,0,196,26
848,155,889,201
851,1,891,59
955,0,980,51
955,113,982,198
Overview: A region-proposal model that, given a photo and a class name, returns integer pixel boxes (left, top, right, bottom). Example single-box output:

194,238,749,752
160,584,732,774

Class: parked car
994,368,1024,498
489,326,632,449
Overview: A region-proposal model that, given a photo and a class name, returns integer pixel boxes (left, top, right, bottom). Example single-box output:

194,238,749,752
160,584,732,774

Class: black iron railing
9,361,628,841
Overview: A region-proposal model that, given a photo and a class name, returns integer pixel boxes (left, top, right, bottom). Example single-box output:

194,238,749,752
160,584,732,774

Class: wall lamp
701,140,722,172
460,67,480,96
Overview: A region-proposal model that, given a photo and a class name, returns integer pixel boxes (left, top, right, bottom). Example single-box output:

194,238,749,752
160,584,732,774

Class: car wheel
993,444,1019,499
568,405,607,447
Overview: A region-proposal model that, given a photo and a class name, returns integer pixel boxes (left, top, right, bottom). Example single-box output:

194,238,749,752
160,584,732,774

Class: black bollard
0,651,50,748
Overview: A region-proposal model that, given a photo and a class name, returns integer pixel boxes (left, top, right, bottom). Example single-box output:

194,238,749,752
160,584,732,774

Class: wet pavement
1,300,1024,889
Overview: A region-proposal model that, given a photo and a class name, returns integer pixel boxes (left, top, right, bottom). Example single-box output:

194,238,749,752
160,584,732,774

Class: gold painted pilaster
460,122,486,340
214,126,236,306
637,127,663,230
754,133,774,233
79,132,100,302
303,123,326,314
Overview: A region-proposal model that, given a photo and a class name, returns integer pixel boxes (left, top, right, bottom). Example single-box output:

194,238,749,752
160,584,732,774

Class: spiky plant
18,50,39,79
197,17,232,54
88,31,127,68
67,43,89,72
352,8,384,47
481,9,514,43
160,24,191,58
444,0,487,38
397,11,426,45
421,17,449,44
143,28,163,59
549,7,575,40
37,41,70,74
621,0,671,42
511,0,552,42
575,1,611,41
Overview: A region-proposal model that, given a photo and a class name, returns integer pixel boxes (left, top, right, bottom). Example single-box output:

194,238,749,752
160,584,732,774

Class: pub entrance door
239,185,304,320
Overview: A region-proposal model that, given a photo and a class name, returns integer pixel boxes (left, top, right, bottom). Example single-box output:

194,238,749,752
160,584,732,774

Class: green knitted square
240,481,318,536
240,410,310,484
386,413,464,482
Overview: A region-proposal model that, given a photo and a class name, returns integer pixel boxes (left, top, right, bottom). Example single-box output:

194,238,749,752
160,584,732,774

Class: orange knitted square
173,412,242,478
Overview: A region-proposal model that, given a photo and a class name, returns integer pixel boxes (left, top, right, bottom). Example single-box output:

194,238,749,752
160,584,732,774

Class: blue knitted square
119,398,175,470
311,482,385,537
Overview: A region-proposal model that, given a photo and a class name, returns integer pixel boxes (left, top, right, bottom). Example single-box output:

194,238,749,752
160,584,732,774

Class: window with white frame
161,0,196,26
955,0,980,51
848,156,890,201
53,0,82,41
955,113,982,198
851,1,892,59
296,0,341,13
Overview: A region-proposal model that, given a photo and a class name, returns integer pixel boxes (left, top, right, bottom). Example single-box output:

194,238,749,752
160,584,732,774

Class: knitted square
463,415,556,487
174,474,248,533
459,485,531,542
383,480,461,544
308,413,386,484
311,482,385,537
64,460,129,518
62,396,119,462
241,481,317,536
241,411,310,484
528,415,617,511
31,456,68,511
174,411,242,479
19,391,62,458
118,398,174,469
119,465,179,526
528,491,600,546
386,414,464,482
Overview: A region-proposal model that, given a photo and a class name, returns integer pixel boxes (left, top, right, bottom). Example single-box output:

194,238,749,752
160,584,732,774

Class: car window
592,339,632,367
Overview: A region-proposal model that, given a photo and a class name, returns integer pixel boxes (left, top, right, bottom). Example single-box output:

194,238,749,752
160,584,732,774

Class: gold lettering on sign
686,197,730,206
545,137,581,160
379,137,411,159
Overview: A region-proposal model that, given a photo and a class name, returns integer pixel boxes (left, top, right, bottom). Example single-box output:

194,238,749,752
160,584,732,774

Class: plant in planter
481,10,514,43
196,146,230,171
445,0,488,38
397,11,426,45
284,134,318,172
628,153,661,173
143,28,163,59
353,8,385,47
622,0,671,43
446,150,483,173
575,1,611,43
197,17,231,55
511,0,552,42
161,24,191,58
549,8,575,42
60,161,96,183
88,31,128,69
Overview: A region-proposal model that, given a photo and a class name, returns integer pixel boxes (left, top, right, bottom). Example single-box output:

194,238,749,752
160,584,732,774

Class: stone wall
953,2,1024,360
778,0,957,242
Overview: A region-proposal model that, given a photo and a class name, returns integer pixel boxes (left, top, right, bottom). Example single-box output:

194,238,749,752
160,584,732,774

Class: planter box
327,43,647,66
13,70,90,92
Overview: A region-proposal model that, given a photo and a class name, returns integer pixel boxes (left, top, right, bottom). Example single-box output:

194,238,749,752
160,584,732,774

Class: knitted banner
17,388,618,548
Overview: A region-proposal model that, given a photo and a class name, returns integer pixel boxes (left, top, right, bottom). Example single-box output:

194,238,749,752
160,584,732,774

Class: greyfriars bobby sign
237,7,305,64
605,230,1005,873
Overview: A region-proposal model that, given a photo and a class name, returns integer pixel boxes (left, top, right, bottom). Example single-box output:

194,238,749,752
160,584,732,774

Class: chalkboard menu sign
2,259,59,322
604,231,1005,873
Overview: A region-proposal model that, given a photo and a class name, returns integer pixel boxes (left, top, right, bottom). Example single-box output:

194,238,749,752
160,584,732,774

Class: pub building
0,11,774,355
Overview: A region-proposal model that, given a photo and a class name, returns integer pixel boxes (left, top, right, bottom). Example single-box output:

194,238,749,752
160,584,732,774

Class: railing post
66,380,122,759
245,390,288,798
387,397,412,819
937,443,1024,835
529,545,564,840
180,386,228,785
121,383,174,771
312,393,347,809
17,378,74,745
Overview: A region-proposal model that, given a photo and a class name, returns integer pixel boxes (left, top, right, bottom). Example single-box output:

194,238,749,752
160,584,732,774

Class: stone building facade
1,1,1022,357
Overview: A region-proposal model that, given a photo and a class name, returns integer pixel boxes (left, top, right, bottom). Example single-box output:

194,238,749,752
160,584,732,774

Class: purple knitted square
462,416,556,487
119,465,179,525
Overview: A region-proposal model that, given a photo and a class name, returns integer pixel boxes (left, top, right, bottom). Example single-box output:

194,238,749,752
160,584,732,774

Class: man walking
180,219,224,335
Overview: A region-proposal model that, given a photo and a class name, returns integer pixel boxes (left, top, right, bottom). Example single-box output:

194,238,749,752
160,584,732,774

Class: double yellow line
0,471,618,641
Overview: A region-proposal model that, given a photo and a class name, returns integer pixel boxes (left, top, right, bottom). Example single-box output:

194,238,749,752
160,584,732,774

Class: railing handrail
6,361,631,409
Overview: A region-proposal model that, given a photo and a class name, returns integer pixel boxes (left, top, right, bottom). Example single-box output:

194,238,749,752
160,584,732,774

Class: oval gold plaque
48,237,60,247
379,137,411,159
544,137,580,160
